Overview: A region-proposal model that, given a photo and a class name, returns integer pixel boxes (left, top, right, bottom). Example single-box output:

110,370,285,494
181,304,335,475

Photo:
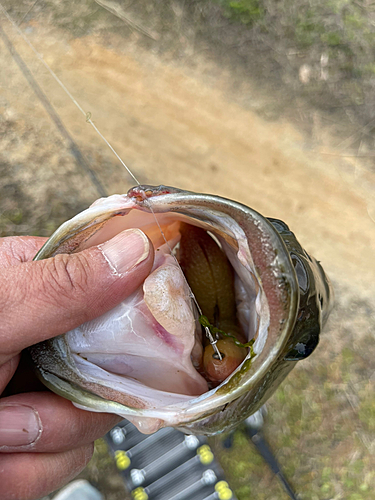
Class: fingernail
99,229,150,275
0,404,41,447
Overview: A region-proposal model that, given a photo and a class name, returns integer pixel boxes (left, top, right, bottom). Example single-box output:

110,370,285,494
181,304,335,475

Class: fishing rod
104,410,300,500
223,410,300,500
244,425,299,500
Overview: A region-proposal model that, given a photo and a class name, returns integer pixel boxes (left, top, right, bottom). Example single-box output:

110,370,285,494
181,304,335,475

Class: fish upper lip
127,185,180,202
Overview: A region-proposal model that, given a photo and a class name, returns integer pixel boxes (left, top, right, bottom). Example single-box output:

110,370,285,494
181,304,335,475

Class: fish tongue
144,253,195,339
143,252,207,393
67,247,208,396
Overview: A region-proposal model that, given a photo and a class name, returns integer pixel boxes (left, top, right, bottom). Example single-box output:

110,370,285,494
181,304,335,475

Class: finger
0,236,48,268
0,392,120,452
0,444,93,500
0,355,20,393
0,228,154,357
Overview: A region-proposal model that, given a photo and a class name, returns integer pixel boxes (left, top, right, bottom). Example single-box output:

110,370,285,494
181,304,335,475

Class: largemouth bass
29,185,333,436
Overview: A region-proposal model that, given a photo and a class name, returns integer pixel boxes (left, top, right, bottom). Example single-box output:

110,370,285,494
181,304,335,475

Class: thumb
0,229,153,359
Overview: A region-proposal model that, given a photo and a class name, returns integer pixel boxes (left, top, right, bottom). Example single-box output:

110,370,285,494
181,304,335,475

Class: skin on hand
0,231,154,500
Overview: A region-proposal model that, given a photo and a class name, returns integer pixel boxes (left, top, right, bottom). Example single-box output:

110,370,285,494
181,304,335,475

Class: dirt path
1,7,375,500
1,21,374,298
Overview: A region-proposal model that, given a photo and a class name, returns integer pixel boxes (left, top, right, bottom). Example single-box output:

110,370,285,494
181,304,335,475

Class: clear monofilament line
146,210,223,360
0,2,140,186
0,2,222,360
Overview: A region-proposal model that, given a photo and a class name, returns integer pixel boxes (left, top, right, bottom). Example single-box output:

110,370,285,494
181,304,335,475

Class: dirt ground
1,1,375,499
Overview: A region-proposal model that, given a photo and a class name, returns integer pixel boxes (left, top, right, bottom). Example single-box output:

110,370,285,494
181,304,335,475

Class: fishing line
0,1,222,358
0,1,140,186
17,0,39,26
144,209,222,358
0,22,107,198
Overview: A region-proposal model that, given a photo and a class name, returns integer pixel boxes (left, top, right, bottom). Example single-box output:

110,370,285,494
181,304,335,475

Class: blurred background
0,1,374,498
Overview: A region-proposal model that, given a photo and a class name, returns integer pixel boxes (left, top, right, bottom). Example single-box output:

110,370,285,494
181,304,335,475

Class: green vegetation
211,0,375,112
359,397,375,431
216,0,374,52
223,0,264,25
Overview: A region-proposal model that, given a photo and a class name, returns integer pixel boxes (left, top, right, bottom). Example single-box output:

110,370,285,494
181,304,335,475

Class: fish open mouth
31,185,313,434
57,188,269,402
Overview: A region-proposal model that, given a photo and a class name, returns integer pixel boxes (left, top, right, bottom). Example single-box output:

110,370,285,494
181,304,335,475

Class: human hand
0,229,154,500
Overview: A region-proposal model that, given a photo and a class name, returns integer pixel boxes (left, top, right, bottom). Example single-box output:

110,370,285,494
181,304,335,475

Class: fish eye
269,218,291,234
